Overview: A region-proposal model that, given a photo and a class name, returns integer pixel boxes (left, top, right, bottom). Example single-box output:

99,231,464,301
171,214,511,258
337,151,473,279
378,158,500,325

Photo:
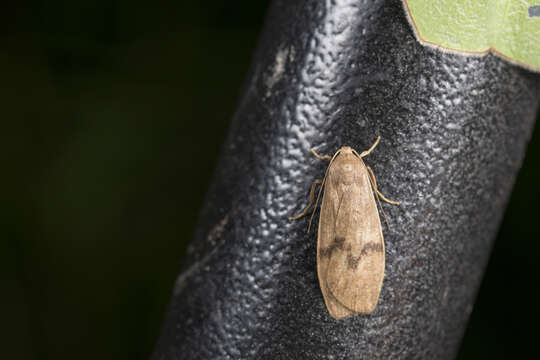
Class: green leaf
403,0,540,72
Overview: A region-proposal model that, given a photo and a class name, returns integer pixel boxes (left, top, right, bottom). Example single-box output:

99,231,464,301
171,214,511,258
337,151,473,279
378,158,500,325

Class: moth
289,137,399,319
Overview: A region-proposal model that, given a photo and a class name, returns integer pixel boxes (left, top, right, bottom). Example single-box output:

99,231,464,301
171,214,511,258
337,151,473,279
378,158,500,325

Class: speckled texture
152,0,540,359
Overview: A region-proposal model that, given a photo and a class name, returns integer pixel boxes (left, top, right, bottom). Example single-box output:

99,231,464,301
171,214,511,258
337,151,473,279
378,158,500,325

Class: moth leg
289,179,324,220
367,166,400,205
311,149,332,161
359,136,381,158
366,166,393,229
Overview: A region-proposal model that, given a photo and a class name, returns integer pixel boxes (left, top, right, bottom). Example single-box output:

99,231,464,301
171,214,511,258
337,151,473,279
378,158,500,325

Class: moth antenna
366,162,391,229
376,188,391,230
307,148,342,232
307,178,325,232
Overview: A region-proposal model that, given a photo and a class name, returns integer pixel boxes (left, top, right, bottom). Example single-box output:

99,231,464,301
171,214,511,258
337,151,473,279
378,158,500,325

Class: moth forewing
290,138,399,320
317,149,385,319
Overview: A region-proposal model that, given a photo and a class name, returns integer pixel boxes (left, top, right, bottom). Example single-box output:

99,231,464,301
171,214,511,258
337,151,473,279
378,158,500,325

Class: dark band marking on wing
346,242,384,269
320,236,345,258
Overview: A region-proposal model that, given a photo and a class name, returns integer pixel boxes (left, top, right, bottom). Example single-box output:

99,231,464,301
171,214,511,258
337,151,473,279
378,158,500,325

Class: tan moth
289,137,399,319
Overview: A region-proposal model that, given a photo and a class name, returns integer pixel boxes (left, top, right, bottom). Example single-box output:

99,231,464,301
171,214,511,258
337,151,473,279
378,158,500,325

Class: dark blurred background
1,1,538,359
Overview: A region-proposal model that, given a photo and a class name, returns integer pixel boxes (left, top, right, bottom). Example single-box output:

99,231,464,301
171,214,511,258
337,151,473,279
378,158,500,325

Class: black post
152,0,540,359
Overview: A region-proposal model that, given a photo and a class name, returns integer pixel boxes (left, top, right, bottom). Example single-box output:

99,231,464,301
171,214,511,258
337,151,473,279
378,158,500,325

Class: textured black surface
152,0,540,359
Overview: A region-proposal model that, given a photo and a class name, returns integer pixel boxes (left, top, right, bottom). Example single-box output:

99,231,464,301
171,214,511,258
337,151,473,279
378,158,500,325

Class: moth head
338,146,354,154
332,150,360,185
